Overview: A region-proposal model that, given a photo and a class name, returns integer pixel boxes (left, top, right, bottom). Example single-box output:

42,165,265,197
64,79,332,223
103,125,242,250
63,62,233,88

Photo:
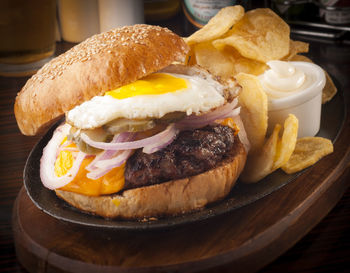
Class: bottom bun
55,138,246,219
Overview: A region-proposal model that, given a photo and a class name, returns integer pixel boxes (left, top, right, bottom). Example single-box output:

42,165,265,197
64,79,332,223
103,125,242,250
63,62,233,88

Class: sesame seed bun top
14,25,189,136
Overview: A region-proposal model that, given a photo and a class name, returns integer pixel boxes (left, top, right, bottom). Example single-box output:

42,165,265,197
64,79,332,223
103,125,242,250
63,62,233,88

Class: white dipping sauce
259,60,326,137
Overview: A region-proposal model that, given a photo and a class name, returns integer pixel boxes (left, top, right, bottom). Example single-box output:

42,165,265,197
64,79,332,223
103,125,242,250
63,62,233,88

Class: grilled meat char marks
124,124,236,189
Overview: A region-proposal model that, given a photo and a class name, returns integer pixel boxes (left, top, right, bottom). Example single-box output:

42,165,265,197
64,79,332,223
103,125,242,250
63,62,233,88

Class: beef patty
124,124,237,189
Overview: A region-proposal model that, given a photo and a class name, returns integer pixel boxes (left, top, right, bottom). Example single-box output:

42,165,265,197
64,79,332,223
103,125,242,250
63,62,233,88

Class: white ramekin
266,61,326,138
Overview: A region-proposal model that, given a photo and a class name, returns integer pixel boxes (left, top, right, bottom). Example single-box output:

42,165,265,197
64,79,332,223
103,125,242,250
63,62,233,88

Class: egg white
66,73,226,129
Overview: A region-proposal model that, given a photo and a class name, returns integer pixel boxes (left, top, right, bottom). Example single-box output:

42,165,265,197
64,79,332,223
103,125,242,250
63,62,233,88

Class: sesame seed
27,24,181,85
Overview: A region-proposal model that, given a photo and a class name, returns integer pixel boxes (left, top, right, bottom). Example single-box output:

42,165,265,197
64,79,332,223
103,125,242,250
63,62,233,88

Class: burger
14,25,247,219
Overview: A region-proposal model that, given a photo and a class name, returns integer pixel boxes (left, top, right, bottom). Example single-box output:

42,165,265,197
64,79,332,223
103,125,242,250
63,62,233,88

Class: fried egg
66,73,226,129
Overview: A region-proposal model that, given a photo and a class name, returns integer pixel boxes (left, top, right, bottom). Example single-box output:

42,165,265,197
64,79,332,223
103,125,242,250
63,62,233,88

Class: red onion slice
94,150,132,169
40,124,86,190
80,123,178,151
87,149,133,180
142,126,179,154
85,132,134,172
177,99,239,129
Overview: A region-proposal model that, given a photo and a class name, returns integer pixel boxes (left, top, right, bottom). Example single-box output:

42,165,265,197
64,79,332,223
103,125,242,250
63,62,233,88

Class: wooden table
1,34,350,272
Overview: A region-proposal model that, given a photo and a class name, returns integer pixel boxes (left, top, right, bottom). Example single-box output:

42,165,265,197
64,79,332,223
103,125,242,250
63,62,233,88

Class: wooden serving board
12,118,350,273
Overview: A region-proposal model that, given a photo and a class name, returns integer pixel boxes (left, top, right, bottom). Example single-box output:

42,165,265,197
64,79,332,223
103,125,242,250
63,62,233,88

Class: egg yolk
106,73,188,99
55,143,125,196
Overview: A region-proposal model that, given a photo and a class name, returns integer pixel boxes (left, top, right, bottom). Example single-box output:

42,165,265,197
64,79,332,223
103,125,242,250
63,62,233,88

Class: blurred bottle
318,0,350,25
99,0,144,32
0,0,56,76
182,0,250,36
144,0,181,22
58,0,100,43
271,0,319,22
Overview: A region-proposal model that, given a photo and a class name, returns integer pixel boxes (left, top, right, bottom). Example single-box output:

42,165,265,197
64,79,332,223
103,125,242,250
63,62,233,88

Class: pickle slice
103,118,156,134
156,112,186,124
68,127,111,154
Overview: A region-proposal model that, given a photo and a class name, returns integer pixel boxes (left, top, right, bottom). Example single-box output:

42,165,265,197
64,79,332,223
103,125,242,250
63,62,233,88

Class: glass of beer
0,0,56,76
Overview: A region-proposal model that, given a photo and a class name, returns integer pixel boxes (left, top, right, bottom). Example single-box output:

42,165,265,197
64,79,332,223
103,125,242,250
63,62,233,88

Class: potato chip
236,73,268,152
185,5,245,45
194,42,236,79
283,40,309,61
273,114,299,169
194,43,267,78
282,137,333,174
322,71,337,103
241,124,281,183
289,55,337,103
213,8,290,63
289,54,312,63
241,114,298,183
224,47,268,76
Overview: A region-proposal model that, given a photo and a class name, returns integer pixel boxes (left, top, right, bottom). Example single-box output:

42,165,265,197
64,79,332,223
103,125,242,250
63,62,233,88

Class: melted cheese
221,118,239,135
54,144,124,196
